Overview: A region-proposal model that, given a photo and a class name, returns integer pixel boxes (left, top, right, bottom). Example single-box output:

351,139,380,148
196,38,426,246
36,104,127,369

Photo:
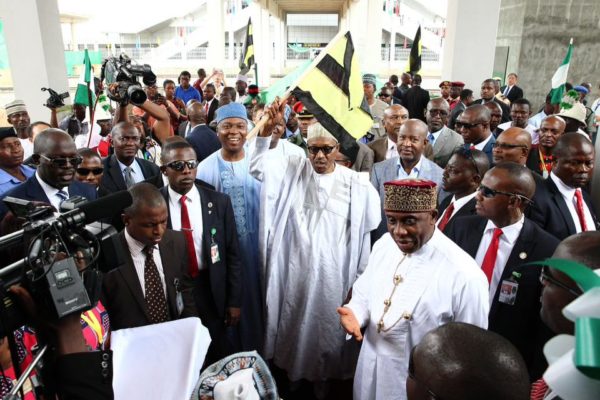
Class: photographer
56,103,89,140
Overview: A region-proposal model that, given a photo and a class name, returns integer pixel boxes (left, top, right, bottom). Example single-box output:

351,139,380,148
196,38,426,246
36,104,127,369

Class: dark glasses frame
307,146,336,155
492,142,528,150
539,266,583,297
455,121,484,130
478,184,533,204
76,167,104,176
165,159,200,171
39,154,83,167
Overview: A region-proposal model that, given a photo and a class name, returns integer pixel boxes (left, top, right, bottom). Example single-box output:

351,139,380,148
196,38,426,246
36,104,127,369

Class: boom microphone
56,190,133,229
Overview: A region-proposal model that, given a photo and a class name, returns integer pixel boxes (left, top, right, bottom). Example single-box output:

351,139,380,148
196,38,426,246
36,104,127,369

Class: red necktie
574,189,588,232
437,202,455,231
470,145,476,150
481,228,503,284
180,195,199,278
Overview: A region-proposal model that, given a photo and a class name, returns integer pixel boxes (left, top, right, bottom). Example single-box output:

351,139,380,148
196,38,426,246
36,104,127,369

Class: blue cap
573,85,589,94
216,102,248,124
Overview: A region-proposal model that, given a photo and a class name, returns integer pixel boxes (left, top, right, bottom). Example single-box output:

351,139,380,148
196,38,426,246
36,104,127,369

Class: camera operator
54,103,89,140
0,129,97,222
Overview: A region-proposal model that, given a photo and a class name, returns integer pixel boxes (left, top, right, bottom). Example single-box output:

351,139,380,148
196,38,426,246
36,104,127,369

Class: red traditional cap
384,179,437,212
248,84,260,95
292,101,304,114
439,80,451,88
451,81,465,88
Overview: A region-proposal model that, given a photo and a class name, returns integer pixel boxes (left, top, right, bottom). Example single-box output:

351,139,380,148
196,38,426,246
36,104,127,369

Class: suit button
102,352,110,361
101,361,109,368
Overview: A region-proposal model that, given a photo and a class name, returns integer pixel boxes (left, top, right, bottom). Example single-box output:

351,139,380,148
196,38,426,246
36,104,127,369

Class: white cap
307,123,338,143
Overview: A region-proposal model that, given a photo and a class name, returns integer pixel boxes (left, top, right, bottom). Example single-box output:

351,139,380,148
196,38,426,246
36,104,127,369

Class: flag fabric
407,25,422,74
291,31,373,161
259,60,311,105
74,49,95,106
239,18,254,75
550,38,573,105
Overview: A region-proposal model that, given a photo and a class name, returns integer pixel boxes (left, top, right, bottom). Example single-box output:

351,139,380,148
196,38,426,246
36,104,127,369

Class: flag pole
254,63,259,87
86,90,100,148
247,29,349,140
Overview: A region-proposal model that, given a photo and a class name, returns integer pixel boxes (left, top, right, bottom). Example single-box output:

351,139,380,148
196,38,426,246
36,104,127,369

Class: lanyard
539,148,553,177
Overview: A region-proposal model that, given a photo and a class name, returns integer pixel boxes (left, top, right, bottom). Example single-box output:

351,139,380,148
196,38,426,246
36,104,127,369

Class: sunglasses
307,146,336,155
378,93,391,98
540,266,582,297
76,167,104,176
455,121,484,130
493,142,528,150
478,184,533,204
165,160,199,171
39,154,83,167
408,346,442,400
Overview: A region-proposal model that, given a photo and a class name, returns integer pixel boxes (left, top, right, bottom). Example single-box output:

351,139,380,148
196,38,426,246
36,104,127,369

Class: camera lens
127,85,147,105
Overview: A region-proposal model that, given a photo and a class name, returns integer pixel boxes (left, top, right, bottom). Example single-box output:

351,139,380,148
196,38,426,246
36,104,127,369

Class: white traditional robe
250,136,381,381
347,230,489,400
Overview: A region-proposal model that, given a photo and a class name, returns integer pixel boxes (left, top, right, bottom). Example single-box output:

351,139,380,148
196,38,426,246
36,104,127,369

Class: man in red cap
449,81,465,110
338,178,489,400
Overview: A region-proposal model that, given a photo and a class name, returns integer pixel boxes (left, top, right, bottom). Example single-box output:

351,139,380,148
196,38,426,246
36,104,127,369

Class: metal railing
379,48,440,61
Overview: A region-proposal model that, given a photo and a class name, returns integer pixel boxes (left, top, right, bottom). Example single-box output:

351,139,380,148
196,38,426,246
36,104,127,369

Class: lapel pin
208,202,213,208
519,252,527,260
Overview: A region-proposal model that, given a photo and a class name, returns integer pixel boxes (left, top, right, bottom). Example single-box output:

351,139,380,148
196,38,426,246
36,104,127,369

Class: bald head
553,132,594,159
493,128,532,165
482,101,503,131
554,232,600,269
187,102,207,126
408,322,529,400
124,182,166,217
33,128,73,154
399,119,428,140
493,162,536,200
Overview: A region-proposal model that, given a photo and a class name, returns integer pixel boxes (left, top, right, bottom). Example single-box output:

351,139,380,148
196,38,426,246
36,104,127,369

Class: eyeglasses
428,109,448,117
408,347,442,400
492,142,528,150
307,146,336,155
76,167,104,176
165,160,199,171
455,121,484,130
540,266,582,297
39,154,83,167
378,93,391,98
477,184,533,203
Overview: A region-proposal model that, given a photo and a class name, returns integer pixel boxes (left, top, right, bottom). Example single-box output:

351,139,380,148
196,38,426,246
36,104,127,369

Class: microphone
56,191,133,229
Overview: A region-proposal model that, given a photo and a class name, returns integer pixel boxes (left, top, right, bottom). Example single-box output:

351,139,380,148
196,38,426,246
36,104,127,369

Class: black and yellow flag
408,25,422,74
239,18,254,75
291,31,372,161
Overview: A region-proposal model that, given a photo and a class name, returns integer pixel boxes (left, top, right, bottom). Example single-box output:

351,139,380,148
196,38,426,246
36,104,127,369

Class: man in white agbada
338,179,490,400
250,102,381,383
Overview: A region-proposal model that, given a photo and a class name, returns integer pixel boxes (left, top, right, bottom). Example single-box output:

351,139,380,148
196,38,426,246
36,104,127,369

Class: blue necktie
427,133,435,146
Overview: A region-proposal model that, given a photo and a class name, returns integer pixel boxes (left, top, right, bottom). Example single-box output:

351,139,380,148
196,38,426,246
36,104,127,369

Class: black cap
0,127,17,141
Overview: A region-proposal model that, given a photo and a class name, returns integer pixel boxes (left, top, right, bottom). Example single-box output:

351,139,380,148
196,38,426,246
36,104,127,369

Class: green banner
64,50,103,76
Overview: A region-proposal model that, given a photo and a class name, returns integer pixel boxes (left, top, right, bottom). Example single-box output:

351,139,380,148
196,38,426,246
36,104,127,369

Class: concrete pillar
442,0,501,90
259,0,271,85
273,9,285,74
251,0,263,85
206,0,225,69
348,0,382,73
0,0,68,121
389,29,396,66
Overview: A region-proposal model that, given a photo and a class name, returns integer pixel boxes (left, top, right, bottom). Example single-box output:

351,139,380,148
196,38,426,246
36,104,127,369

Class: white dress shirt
118,159,144,184
550,173,596,232
124,229,167,296
35,171,69,211
474,215,525,304
19,138,33,159
385,138,397,160
168,185,205,269
436,192,477,228
473,134,493,151
396,155,423,179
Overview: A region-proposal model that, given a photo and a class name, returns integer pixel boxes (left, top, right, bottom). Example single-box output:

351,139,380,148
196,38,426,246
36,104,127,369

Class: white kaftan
250,136,381,381
347,230,489,400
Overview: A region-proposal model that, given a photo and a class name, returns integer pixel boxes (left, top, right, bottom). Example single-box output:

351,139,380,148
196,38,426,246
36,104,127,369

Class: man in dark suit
472,79,511,123
500,73,524,104
98,122,162,197
526,115,566,177
185,102,221,163
368,105,409,163
0,129,96,221
401,74,430,122
102,183,198,331
455,104,496,164
448,88,473,130
446,163,559,381
437,148,489,232
528,133,598,240
159,141,242,362
202,83,219,125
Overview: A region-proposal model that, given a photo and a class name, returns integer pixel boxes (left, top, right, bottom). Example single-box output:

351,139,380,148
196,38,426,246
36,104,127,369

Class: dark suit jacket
177,121,190,137
528,176,599,240
101,230,198,331
368,137,388,163
500,85,524,103
98,155,163,196
448,101,466,130
446,216,559,380
161,182,242,318
0,175,97,221
402,85,430,122
204,99,219,125
463,134,496,165
55,351,113,400
473,98,512,123
186,124,222,163
525,146,545,176
438,195,477,233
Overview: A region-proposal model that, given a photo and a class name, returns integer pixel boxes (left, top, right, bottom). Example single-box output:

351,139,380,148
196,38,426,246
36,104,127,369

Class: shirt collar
397,155,424,174
429,127,444,142
124,228,150,257
35,170,68,196
484,215,525,246
167,184,199,205
474,134,492,151
450,191,478,210
387,137,396,151
550,172,576,197
0,165,30,185
118,158,141,174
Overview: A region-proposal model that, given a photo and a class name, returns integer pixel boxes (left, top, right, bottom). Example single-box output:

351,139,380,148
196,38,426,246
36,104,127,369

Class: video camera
0,191,132,338
101,53,156,106
41,87,70,109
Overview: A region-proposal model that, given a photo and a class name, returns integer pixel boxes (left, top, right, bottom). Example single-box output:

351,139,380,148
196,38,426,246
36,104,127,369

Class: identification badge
498,280,519,305
211,243,220,263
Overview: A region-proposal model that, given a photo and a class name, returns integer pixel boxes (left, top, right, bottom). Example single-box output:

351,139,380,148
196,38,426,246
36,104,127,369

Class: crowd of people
0,64,598,400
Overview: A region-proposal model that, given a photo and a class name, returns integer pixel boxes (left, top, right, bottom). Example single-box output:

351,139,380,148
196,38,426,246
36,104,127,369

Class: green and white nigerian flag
74,49,95,106
550,38,573,105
